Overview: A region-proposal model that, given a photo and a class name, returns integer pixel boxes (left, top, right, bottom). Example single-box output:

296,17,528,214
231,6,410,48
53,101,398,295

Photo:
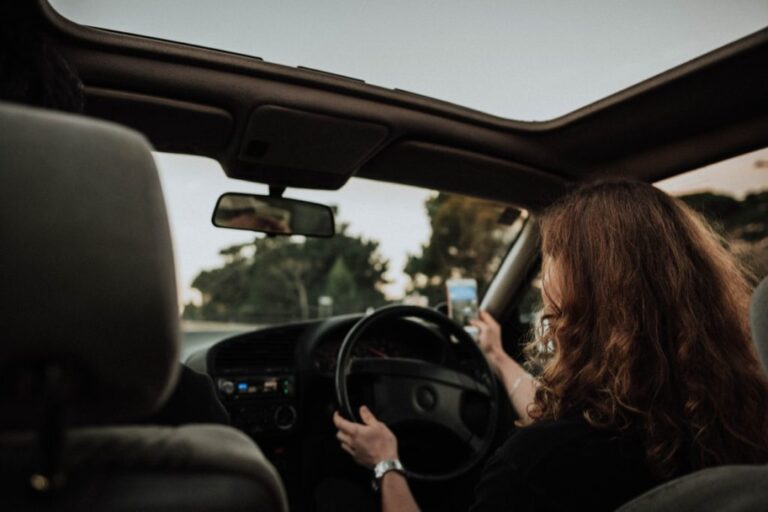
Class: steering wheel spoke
349,357,489,394
350,358,490,443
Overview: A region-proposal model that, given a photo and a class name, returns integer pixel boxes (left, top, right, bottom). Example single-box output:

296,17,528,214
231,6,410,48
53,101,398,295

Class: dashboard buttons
274,405,297,430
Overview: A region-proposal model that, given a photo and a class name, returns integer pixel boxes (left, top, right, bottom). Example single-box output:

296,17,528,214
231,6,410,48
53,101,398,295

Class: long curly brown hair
525,180,768,479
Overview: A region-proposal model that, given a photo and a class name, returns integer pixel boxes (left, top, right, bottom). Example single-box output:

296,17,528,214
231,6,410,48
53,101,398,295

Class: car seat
0,101,288,512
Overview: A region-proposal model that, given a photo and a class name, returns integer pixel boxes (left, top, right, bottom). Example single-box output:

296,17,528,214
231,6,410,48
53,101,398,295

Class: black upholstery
0,101,287,511
616,275,768,511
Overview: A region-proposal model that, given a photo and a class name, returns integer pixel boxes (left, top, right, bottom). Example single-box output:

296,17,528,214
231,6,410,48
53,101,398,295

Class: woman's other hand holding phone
470,310,510,376
470,310,536,424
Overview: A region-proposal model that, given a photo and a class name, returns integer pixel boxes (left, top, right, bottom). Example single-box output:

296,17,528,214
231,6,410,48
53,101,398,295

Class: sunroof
49,0,768,121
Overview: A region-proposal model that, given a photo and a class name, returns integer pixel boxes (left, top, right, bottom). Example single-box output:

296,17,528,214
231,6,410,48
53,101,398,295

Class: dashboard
184,313,481,511
186,313,448,436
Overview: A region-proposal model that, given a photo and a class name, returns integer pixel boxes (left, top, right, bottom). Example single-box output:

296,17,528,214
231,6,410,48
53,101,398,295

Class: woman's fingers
337,428,358,460
336,430,352,445
469,318,485,329
340,442,355,456
359,405,378,425
334,407,398,467
333,411,358,435
479,310,498,327
336,428,357,458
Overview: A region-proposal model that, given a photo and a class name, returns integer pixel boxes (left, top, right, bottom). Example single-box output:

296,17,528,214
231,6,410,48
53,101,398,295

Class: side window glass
502,266,542,361
656,147,768,282
517,270,543,327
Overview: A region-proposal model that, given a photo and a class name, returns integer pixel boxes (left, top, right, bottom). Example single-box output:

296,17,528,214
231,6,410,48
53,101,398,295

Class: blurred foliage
183,224,388,323
184,193,522,323
680,190,768,280
404,193,522,305
681,191,768,241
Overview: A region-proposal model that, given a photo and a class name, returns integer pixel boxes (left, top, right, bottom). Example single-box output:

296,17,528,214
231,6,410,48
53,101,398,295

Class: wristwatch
371,459,405,491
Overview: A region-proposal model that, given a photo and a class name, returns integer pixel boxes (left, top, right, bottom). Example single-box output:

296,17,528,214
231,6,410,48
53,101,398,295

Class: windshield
49,0,768,121
156,153,526,333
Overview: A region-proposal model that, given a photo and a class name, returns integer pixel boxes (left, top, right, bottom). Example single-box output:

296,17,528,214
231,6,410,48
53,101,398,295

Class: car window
656,146,768,282
154,153,526,332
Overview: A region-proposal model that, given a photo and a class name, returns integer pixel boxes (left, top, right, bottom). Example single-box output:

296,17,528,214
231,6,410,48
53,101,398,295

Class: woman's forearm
492,353,536,424
382,472,420,512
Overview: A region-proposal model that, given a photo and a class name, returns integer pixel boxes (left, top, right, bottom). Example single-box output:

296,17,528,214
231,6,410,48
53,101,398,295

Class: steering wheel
335,305,499,482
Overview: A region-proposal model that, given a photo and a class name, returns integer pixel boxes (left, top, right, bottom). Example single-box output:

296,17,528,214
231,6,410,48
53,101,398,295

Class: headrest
751,275,768,374
0,102,180,427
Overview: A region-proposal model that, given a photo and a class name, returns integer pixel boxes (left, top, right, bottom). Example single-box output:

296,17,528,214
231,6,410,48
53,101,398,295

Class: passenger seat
0,101,288,512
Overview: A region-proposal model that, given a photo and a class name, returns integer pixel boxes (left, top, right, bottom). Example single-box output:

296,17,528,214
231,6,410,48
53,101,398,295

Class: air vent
213,329,298,372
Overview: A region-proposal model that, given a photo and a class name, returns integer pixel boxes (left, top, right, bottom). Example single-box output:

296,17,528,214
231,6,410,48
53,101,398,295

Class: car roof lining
37,1,768,210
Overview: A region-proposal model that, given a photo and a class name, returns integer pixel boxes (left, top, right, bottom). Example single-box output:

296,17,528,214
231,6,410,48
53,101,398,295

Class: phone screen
446,278,479,327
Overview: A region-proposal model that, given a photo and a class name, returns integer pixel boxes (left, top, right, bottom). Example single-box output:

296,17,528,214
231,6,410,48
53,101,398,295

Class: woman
333,180,768,511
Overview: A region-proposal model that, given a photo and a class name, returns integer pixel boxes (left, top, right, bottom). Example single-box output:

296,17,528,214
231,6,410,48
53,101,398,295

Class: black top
469,416,659,512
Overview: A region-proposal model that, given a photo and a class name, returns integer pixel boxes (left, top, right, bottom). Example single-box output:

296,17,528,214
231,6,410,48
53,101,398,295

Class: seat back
0,102,287,511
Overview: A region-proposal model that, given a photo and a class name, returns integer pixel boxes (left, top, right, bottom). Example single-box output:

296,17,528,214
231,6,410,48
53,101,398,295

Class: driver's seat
0,101,288,511
616,275,768,511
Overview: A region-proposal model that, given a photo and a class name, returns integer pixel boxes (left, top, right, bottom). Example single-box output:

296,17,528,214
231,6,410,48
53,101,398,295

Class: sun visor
360,140,568,210
230,105,389,189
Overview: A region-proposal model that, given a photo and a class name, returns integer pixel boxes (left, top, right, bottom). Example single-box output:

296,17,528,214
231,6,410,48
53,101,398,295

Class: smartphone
446,278,479,327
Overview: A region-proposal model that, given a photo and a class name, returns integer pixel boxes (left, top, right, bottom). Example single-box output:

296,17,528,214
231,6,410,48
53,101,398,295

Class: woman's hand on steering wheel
334,406,399,468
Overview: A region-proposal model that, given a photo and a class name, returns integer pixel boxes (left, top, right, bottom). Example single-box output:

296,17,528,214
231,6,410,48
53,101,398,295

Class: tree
184,224,389,323
325,257,359,313
185,245,251,322
405,193,523,305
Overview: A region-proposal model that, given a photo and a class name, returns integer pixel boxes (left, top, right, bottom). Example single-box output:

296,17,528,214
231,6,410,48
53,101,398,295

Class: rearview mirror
212,193,335,237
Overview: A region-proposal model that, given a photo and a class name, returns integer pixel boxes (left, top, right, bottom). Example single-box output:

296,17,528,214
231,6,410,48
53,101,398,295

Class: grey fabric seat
616,275,768,511
0,102,288,511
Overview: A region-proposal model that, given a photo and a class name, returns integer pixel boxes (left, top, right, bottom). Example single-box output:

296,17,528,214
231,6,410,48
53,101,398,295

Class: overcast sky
52,0,768,120
50,1,768,302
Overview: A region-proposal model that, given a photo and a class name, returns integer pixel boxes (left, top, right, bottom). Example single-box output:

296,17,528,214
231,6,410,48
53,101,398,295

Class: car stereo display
218,376,295,397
